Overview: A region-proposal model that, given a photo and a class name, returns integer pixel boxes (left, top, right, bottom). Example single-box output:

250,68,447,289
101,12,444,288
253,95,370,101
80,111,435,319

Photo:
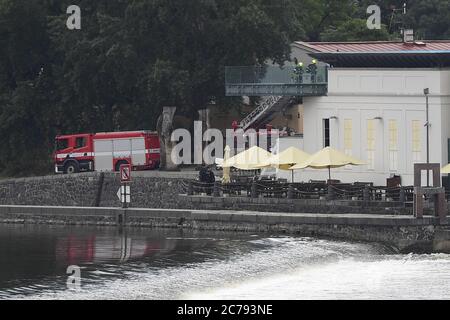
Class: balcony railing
225,65,328,96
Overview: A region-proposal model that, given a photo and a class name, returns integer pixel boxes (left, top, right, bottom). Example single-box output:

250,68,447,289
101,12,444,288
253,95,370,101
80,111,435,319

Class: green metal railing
225,66,328,85
225,65,328,96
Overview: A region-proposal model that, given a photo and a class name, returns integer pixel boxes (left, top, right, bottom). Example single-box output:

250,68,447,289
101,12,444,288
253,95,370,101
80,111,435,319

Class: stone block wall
0,172,195,209
99,174,194,209
0,172,435,216
0,173,101,207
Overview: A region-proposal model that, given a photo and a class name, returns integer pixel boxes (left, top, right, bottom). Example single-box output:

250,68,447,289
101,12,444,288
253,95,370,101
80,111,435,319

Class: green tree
357,0,450,40
0,0,56,176
0,0,306,175
296,0,359,41
403,0,450,39
321,19,391,42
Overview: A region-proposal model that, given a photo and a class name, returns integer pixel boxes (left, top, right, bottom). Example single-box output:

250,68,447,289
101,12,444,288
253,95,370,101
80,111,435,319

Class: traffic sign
120,164,132,183
117,185,131,204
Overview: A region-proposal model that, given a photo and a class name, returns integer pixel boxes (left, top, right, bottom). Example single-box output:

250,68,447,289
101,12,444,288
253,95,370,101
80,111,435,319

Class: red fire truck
54,131,161,174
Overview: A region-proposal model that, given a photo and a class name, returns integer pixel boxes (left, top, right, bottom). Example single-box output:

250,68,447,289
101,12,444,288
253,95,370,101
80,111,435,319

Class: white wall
295,68,450,186
440,70,450,169
276,136,304,151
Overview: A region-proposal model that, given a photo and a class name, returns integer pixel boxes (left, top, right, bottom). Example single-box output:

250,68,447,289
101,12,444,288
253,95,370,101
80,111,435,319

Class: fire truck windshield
56,138,68,151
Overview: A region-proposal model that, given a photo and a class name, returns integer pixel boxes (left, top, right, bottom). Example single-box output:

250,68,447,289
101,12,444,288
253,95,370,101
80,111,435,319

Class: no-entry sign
120,164,132,183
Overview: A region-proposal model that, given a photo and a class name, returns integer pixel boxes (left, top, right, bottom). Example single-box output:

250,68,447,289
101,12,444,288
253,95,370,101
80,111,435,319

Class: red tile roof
296,41,450,53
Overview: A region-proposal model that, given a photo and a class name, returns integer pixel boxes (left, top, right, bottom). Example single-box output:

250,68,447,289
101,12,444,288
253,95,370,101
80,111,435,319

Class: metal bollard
287,184,294,199
327,185,335,201
251,181,258,198
363,186,370,203
116,210,127,226
399,187,406,204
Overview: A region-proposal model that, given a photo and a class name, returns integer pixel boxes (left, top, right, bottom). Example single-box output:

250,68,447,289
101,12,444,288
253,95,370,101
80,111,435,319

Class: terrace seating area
182,179,421,205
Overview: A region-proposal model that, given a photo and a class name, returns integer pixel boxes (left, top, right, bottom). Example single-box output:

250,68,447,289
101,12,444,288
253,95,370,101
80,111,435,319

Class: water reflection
0,225,258,297
54,231,173,265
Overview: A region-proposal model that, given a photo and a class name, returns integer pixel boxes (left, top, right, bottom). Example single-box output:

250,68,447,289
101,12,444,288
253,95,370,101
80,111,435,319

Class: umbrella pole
328,166,331,181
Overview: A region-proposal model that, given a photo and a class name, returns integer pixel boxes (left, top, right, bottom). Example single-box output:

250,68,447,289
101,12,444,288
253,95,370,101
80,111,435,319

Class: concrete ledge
0,205,445,226
0,205,449,253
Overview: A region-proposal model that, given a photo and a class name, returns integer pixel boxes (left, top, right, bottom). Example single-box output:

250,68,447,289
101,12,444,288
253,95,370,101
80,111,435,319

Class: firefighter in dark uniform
294,61,304,83
307,59,318,83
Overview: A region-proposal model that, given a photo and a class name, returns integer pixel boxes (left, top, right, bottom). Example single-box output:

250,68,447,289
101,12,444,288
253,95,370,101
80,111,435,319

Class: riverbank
0,205,449,253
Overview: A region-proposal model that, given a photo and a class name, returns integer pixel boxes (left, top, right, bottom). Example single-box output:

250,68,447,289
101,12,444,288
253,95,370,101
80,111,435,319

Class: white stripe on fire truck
57,149,159,159
56,152,94,159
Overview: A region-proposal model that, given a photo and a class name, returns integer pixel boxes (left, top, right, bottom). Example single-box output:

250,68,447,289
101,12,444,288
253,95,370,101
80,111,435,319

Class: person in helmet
294,61,304,83
307,59,318,83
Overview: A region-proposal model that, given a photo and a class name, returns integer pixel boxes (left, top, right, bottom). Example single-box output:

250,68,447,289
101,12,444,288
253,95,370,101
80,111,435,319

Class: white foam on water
6,236,450,300
185,255,450,300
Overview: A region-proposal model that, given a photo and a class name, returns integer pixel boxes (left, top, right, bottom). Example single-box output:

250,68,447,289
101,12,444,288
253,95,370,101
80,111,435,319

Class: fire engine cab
54,131,161,174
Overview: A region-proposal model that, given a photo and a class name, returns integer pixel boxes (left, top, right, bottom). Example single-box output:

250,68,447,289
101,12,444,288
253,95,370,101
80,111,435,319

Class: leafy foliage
321,19,391,41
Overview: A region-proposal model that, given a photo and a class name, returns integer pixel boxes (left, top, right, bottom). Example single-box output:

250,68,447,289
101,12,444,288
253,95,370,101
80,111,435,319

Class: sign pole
122,183,128,209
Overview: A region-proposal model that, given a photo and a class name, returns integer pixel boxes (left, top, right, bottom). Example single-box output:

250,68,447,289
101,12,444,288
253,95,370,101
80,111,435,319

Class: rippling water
0,224,449,300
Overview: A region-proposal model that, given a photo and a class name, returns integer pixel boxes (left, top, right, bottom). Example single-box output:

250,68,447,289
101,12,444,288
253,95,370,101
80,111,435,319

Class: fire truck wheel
64,162,79,174
115,160,129,172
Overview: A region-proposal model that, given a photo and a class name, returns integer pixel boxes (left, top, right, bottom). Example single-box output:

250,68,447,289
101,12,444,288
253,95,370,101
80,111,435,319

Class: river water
0,224,449,300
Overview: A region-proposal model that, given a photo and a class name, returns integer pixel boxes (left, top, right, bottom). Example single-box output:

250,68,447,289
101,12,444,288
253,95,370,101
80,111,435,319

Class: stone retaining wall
99,173,194,209
0,173,101,207
0,172,436,215
0,172,195,209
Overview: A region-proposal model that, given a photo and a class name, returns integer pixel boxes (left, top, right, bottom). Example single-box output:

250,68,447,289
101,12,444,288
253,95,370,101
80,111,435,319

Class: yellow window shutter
389,120,398,150
367,119,375,150
412,120,421,152
344,119,352,150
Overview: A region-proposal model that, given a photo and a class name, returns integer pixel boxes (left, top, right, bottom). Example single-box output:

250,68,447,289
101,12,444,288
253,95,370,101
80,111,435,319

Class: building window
323,119,330,147
367,119,375,170
75,137,86,149
388,120,398,171
344,119,352,156
56,139,68,151
412,120,421,162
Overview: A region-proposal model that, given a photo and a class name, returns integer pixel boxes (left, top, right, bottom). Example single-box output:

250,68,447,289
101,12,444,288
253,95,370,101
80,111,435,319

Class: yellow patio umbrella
221,146,272,170
256,147,311,182
442,164,450,174
290,146,365,180
222,145,231,183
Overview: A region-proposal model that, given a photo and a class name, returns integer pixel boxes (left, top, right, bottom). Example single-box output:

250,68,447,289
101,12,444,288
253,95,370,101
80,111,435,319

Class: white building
281,41,450,186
